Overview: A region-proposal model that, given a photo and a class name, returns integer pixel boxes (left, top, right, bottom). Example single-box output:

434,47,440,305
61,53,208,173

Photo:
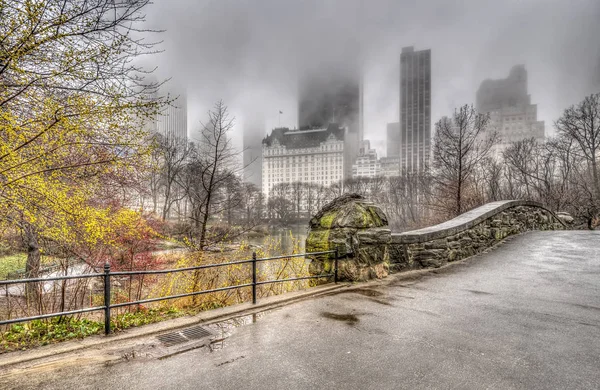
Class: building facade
386,122,400,158
379,156,401,177
262,124,345,199
352,141,380,178
476,65,545,151
158,90,188,141
398,46,431,172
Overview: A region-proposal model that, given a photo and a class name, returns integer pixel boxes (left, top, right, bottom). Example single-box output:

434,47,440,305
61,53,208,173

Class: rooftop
262,123,345,149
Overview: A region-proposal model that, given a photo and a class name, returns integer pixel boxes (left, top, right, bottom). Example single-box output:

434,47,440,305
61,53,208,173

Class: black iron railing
0,249,339,335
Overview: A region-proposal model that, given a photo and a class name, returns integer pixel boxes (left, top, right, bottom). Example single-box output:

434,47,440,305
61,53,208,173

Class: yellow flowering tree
0,0,166,295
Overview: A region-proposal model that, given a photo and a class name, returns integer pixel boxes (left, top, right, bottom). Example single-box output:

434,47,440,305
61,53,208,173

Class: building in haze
379,156,401,177
243,114,265,188
397,46,432,172
352,140,380,178
297,70,364,179
261,124,346,199
386,122,400,157
158,88,188,141
476,65,545,151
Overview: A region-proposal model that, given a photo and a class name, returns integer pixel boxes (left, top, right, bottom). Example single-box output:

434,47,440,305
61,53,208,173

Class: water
245,225,308,255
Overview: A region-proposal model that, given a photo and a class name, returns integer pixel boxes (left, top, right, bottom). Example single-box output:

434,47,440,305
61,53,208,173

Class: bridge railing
0,249,340,335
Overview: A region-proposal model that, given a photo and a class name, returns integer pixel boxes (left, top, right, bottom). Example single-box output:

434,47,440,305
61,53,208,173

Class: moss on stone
306,229,330,252
366,206,383,226
319,211,338,229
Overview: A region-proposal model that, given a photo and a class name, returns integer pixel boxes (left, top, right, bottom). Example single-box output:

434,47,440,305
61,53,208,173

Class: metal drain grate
157,325,214,347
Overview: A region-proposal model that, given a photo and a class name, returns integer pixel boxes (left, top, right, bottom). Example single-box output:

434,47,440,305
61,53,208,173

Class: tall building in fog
243,114,265,188
398,46,431,172
158,89,188,140
595,55,600,91
298,72,362,133
386,122,400,157
298,70,364,179
476,65,544,151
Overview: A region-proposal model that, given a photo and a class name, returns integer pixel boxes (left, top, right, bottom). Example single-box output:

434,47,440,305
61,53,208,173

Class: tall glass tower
399,46,431,172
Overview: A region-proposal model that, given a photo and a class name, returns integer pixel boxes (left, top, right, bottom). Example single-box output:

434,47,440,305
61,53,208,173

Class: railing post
334,248,339,284
252,252,257,304
103,263,111,335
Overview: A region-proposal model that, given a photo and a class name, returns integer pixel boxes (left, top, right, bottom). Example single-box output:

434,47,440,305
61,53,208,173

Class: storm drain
157,325,214,347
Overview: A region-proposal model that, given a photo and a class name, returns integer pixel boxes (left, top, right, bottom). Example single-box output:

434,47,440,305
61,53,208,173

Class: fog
142,0,600,155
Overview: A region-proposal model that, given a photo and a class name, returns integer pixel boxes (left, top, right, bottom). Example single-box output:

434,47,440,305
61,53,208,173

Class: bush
1,318,103,352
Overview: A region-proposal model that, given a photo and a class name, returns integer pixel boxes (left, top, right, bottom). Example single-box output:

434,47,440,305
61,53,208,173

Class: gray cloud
142,0,600,153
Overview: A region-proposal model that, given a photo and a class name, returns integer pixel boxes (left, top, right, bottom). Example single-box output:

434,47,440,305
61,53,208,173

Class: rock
306,194,391,282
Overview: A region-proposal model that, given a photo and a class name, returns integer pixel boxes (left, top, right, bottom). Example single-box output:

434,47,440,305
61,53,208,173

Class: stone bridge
306,195,567,281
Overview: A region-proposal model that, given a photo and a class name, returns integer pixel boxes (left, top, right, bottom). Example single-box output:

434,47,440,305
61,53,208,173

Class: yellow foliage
0,0,164,254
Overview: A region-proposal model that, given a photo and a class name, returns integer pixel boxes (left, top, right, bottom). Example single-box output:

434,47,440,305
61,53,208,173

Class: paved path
1,231,599,390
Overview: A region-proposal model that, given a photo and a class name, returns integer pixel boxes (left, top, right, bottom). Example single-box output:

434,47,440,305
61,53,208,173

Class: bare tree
185,100,240,248
480,157,504,202
268,182,293,222
148,134,194,221
555,93,600,203
239,182,263,223
433,105,498,216
290,181,306,220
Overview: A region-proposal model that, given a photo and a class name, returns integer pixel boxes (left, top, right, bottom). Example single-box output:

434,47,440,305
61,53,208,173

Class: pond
245,224,309,255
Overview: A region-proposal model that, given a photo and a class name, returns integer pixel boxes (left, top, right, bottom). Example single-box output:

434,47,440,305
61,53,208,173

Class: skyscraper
476,65,544,151
386,122,400,157
158,88,188,141
297,72,362,133
297,69,364,179
398,46,431,172
243,113,265,188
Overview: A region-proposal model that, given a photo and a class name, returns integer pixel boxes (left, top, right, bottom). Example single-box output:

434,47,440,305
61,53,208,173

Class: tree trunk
199,196,211,249
24,224,41,312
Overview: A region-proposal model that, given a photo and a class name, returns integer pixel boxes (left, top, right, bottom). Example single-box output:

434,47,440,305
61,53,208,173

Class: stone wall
389,200,566,271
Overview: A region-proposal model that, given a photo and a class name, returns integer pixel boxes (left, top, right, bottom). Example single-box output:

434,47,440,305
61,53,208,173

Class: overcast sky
142,0,600,156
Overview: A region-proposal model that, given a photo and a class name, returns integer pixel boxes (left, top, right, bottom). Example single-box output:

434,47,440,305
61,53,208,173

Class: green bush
1,317,103,352
111,307,183,331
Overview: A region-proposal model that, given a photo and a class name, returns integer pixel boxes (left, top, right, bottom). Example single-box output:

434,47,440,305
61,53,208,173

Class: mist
142,0,600,155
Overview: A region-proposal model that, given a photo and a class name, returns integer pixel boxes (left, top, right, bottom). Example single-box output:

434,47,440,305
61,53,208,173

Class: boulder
306,194,391,282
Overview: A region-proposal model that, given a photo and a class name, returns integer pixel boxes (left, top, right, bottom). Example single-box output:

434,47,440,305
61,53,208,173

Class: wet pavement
1,230,599,390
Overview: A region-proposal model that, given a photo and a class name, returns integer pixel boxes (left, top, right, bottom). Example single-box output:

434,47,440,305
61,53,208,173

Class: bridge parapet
389,200,565,270
307,198,566,281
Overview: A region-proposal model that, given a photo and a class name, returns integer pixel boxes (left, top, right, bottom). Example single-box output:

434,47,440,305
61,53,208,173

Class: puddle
320,311,360,325
350,288,384,297
206,312,267,339
366,298,394,306
143,311,274,359
466,289,494,296
203,311,272,351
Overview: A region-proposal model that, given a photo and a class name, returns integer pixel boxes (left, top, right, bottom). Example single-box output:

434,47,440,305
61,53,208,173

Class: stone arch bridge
306,195,567,281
